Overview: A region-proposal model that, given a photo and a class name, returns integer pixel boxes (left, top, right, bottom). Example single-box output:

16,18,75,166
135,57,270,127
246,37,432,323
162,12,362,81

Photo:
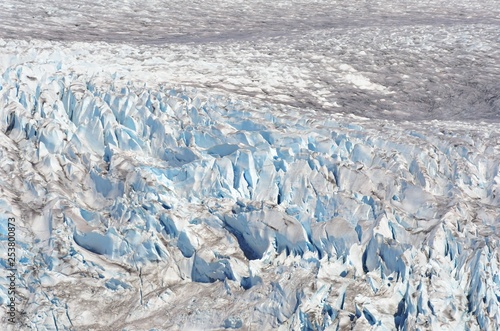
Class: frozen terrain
0,0,500,330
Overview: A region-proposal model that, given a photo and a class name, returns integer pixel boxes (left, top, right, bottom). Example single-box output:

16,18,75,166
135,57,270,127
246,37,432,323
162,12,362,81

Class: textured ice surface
1,0,500,330
2,0,500,122
1,60,499,330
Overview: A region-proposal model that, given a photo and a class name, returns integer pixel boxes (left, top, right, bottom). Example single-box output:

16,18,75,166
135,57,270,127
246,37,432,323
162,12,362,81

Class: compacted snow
0,0,500,330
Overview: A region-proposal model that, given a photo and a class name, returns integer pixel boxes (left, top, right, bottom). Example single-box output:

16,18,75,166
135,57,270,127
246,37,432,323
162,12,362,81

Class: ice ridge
0,63,499,330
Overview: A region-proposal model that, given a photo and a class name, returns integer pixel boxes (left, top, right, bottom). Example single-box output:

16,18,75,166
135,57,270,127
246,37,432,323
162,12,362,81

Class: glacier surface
0,0,500,330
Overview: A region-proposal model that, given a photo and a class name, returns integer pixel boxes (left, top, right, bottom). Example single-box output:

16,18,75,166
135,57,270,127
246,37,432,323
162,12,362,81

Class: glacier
0,58,499,330
1,0,500,330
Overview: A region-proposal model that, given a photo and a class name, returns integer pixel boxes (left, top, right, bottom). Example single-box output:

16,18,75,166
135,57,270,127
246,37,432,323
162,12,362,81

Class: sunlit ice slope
1,0,500,330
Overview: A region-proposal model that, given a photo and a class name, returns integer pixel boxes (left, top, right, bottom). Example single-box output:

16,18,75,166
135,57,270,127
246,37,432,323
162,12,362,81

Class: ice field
0,0,500,330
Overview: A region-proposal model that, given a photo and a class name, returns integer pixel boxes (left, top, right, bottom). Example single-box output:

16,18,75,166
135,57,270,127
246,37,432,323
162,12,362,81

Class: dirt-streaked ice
1,58,499,330
0,0,500,330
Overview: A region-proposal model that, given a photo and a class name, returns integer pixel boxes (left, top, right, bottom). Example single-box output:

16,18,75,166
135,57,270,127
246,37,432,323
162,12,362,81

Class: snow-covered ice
0,0,499,330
